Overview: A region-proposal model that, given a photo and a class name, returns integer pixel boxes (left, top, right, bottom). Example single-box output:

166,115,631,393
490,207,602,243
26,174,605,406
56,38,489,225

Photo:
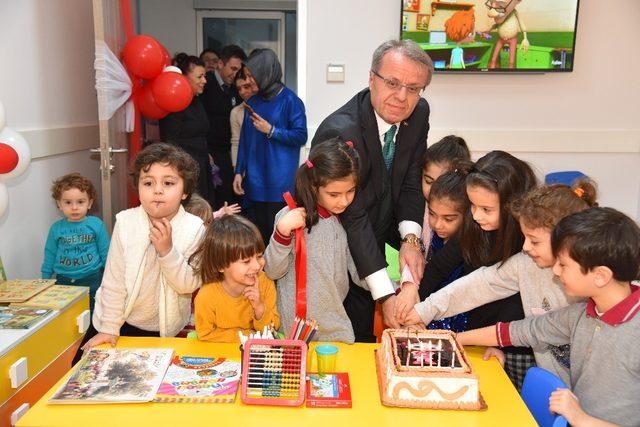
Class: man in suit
202,45,247,209
312,39,434,342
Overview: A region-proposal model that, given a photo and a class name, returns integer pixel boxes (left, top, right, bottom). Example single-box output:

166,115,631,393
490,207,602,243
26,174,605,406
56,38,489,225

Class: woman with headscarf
160,53,214,206
233,49,308,243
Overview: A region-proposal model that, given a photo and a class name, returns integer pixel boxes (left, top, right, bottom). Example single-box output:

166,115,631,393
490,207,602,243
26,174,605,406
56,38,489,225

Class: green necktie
382,125,397,172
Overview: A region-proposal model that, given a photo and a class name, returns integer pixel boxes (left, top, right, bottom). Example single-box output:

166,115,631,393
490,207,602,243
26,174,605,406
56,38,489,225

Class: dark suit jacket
201,71,239,153
311,88,429,280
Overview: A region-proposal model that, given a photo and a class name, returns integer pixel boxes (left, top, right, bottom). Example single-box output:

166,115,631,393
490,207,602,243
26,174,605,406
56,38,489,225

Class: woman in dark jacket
159,53,214,205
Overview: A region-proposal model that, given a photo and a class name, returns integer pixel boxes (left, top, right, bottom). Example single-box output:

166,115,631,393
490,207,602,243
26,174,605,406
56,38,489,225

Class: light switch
77,309,90,333
327,64,345,83
11,403,30,426
9,357,28,388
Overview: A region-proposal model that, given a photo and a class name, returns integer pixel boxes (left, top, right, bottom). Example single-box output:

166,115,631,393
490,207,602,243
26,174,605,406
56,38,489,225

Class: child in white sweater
75,143,205,362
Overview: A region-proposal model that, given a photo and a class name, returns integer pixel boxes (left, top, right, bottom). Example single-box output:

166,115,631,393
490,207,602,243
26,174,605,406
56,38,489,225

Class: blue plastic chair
544,171,586,186
520,367,568,427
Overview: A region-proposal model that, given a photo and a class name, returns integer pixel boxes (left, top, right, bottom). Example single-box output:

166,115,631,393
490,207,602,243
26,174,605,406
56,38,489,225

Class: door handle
89,147,129,153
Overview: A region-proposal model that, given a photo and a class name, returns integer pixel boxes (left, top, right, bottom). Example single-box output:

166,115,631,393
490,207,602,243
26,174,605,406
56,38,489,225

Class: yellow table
17,337,536,427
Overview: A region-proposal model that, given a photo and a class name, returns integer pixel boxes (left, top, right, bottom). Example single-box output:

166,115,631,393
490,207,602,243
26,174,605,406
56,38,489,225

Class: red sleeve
273,228,292,246
496,322,513,347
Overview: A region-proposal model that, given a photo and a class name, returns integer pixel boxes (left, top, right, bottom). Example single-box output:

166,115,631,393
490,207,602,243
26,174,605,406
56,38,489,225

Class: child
457,207,640,426
263,138,363,343
78,143,205,357
422,166,473,332
41,173,110,312
394,137,471,317
397,150,538,390
191,215,279,342
403,180,597,385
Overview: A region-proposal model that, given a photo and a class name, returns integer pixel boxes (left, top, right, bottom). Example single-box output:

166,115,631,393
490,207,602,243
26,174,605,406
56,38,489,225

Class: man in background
202,45,247,209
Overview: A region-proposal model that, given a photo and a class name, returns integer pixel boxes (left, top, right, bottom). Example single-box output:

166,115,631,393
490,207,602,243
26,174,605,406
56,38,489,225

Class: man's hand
276,207,306,237
250,112,273,135
399,239,425,284
381,295,400,329
395,283,420,324
233,174,245,196
81,332,118,353
150,218,173,257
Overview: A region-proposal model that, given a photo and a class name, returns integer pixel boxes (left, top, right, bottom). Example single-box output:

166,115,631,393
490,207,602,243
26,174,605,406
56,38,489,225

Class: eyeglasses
484,0,514,14
371,70,425,96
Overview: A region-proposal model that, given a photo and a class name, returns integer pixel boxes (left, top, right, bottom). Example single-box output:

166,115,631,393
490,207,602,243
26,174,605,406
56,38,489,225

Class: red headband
305,159,314,168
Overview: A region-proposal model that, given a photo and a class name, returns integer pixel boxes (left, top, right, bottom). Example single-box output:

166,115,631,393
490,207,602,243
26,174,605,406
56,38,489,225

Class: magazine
49,348,174,404
0,306,52,329
154,355,241,403
0,279,55,303
11,285,89,309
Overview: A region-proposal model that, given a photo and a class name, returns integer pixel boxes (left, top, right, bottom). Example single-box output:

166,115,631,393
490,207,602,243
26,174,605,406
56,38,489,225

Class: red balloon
0,142,19,174
137,85,169,120
122,35,165,80
151,72,193,112
161,45,172,67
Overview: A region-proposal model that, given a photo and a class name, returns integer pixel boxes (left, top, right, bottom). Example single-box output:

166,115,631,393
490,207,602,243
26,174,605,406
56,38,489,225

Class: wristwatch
402,234,425,254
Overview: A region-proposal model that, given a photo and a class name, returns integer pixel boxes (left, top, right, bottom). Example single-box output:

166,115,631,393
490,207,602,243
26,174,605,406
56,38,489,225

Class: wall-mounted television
401,0,580,72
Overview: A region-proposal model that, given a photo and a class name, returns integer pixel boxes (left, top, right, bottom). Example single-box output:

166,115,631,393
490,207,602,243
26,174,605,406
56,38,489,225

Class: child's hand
150,218,173,257
243,276,265,320
81,332,118,352
549,388,587,425
276,207,306,237
222,202,241,216
482,347,505,367
400,307,425,328
395,283,420,323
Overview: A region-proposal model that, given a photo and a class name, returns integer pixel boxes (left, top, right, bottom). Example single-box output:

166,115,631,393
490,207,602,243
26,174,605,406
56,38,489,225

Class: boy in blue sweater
41,173,109,311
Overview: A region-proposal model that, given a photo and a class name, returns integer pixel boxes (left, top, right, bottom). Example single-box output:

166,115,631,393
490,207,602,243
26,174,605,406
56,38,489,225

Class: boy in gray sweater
457,207,640,427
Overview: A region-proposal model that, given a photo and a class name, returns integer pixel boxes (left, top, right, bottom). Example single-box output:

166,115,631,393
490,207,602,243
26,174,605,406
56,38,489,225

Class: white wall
0,0,101,279
301,0,640,219
139,0,198,57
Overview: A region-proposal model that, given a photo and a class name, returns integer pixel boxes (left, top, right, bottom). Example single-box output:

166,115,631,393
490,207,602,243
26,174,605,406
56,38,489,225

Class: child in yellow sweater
190,215,280,342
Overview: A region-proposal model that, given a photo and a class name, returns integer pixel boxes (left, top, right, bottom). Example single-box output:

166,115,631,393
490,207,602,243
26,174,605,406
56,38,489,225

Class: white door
91,0,131,232
196,10,286,77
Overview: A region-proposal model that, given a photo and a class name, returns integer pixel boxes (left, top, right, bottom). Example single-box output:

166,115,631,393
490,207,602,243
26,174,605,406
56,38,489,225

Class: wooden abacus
240,339,307,406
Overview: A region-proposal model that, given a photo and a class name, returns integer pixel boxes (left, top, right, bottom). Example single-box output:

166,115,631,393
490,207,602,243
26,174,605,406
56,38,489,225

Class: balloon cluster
0,101,31,217
123,35,193,120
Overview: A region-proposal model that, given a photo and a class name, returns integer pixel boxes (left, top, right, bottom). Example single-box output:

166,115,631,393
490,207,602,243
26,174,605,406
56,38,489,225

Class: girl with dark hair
398,150,538,390
263,138,364,343
233,48,308,244
160,53,215,206
420,135,471,255
421,164,473,332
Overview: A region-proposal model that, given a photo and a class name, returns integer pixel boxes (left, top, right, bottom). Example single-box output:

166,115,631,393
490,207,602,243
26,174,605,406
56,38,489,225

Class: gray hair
371,39,434,87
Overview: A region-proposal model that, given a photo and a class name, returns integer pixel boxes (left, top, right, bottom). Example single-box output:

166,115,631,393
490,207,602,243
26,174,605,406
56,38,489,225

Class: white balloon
163,65,182,74
0,101,5,132
0,181,8,217
0,127,31,181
